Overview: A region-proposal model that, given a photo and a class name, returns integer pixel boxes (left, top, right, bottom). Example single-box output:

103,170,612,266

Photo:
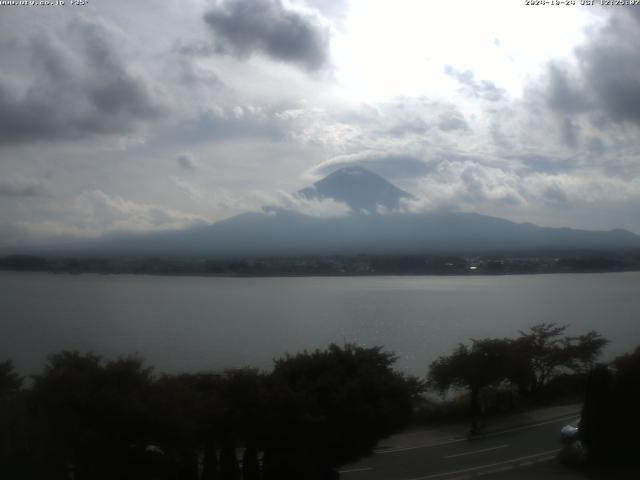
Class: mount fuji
21,166,640,258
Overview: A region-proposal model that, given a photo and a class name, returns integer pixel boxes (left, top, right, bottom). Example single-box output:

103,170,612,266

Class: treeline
428,324,640,469
1,325,636,478
427,323,608,432
0,344,422,480
2,252,640,276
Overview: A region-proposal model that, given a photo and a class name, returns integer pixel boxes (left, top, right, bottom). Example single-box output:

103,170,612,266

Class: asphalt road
339,414,581,480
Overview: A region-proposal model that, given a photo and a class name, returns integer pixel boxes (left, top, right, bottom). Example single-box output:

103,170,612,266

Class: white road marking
405,448,561,480
339,467,373,474
479,416,580,439
533,455,556,463
478,465,514,476
444,444,508,459
375,440,466,454
397,427,458,437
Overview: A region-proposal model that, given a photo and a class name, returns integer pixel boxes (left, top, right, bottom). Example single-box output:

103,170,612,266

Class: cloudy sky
1,0,640,246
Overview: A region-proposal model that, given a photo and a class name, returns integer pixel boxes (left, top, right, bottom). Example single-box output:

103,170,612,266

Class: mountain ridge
30,208,640,259
6,166,640,258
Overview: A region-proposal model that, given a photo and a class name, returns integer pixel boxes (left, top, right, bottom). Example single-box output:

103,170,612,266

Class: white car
560,423,580,444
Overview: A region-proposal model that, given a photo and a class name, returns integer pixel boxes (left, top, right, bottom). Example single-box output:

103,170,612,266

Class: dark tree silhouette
580,365,612,465
2,344,423,478
219,435,240,480
30,351,156,480
581,346,640,466
510,323,608,396
0,360,26,478
242,443,260,480
268,343,424,474
0,359,22,398
428,338,511,432
202,439,219,480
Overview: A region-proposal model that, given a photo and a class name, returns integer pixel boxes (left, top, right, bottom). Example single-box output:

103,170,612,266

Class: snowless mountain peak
298,166,412,213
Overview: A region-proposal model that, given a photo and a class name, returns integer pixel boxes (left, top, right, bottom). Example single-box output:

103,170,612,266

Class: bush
580,347,640,466
0,344,423,479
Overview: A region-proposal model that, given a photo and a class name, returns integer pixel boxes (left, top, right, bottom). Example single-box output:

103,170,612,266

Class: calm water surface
2,271,639,375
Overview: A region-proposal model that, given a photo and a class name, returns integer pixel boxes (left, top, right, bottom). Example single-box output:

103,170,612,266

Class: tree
0,360,25,477
242,443,260,480
30,351,105,479
219,368,268,447
219,435,240,480
428,338,512,431
149,373,214,478
0,360,22,399
202,438,219,480
580,346,640,466
580,365,612,465
267,343,424,475
510,323,608,396
30,351,156,479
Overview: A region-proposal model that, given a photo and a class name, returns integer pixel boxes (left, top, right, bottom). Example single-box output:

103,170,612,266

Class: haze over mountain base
5,167,640,260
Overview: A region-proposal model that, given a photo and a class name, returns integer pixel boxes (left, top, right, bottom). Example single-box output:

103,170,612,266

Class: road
339,413,581,480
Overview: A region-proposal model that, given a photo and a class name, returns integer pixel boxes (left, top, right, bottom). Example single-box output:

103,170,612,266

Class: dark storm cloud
444,65,505,102
545,10,640,127
204,0,330,71
580,47,640,125
0,19,162,145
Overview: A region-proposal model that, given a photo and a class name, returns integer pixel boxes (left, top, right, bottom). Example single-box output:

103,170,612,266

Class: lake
2,271,639,376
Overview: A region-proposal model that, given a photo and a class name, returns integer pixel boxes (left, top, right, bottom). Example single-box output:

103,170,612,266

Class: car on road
560,422,580,444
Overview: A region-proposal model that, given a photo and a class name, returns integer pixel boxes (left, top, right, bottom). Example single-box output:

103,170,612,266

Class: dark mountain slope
17,166,640,258
57,209,640,259
298,166,412,212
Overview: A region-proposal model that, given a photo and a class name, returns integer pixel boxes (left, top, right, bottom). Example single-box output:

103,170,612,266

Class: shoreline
2,266,639,279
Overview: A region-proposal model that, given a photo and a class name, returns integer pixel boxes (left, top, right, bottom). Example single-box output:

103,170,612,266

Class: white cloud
1,2,640,247
233,189,351,218
306,150,430,180
5,191,209,244
71,190,208,234
269,191,351,217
